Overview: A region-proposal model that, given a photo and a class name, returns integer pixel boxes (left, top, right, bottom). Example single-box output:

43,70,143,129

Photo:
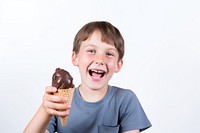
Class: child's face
72,30,123,90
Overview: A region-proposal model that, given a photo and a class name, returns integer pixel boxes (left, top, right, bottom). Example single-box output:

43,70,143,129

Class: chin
89,84,107,91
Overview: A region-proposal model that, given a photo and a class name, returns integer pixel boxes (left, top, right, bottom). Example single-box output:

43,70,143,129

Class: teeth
89,69,105,78
91,69,104,74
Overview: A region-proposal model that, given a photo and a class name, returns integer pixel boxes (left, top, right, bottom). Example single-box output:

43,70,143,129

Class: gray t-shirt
47,85,151,133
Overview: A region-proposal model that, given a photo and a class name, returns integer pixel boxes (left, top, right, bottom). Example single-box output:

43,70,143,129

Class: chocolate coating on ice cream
52,68,73,89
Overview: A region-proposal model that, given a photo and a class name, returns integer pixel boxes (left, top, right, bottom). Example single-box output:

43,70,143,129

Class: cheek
107,61,118,71
78,54,92,66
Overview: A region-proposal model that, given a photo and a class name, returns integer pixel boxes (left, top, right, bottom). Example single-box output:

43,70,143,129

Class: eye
87,49,96,54
106,52,114,57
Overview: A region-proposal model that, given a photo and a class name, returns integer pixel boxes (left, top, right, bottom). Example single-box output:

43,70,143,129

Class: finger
45,86,57,94
44,102,71,116
44,92,67,103
46,108,70,117
44,100,71,111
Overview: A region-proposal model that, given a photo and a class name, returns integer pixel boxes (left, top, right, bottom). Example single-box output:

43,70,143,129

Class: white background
0,0,200,132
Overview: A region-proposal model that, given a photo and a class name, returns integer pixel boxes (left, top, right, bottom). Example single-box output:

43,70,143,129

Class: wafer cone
54,86,75,126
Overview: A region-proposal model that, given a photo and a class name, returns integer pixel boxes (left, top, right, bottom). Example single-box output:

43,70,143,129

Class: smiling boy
72,30,122,102
24,21,151,133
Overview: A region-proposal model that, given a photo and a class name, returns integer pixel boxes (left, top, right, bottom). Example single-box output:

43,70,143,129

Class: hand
42,86,71,117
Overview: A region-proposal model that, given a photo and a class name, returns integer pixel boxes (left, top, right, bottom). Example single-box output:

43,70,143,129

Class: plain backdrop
0,0,200,132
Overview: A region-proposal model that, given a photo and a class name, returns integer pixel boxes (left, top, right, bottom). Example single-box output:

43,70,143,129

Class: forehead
85,30,114,46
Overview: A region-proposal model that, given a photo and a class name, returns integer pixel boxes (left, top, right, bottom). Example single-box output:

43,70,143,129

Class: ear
71,52,78,66
114,59,123,73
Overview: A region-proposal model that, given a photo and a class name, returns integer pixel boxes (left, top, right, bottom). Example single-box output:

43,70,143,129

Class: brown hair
73,21,124,61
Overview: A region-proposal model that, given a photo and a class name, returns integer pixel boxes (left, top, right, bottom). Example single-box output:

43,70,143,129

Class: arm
23,104,52,133
23,86,71,133
123,130,139,133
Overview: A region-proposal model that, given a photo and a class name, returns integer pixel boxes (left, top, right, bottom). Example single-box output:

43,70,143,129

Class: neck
78,85,108,102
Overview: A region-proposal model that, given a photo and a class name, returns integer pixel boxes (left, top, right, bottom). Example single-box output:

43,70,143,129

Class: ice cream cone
54,86,75,126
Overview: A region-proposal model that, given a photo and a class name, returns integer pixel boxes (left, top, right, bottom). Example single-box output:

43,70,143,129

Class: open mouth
89,69,106,78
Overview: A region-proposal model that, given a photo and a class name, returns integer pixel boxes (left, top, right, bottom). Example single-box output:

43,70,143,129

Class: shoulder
111,86,138,100
109,86,139,107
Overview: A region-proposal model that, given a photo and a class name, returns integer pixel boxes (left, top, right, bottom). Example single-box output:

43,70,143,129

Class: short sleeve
47,116,57,133
119,90,151,132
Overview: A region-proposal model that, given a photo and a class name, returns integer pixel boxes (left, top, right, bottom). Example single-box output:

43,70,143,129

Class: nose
95,60,104,66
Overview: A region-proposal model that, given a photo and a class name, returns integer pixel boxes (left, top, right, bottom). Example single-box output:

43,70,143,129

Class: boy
24,21,151,133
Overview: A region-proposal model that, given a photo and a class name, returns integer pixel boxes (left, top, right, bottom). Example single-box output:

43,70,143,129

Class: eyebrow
83,44,117,51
